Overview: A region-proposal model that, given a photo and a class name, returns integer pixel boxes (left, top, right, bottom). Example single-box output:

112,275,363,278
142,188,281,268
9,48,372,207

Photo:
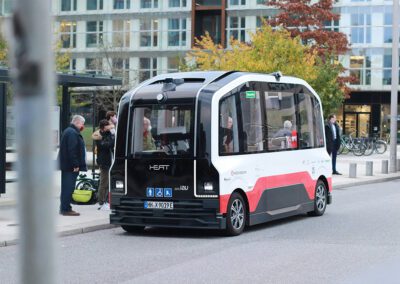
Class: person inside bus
272,120,293,149
143,117,156,151
222,116,234,153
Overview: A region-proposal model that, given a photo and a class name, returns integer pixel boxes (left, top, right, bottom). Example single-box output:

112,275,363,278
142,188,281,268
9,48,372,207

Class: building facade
1,0,399,138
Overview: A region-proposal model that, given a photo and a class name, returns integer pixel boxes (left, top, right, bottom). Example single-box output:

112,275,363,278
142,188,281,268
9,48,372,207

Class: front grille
110,198,225,229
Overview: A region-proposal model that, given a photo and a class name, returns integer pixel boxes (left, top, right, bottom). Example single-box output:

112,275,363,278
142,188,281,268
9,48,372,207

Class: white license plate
144,201,174,210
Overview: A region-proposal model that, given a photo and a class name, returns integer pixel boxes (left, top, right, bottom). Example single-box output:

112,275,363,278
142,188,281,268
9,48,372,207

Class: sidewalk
1,147,400,247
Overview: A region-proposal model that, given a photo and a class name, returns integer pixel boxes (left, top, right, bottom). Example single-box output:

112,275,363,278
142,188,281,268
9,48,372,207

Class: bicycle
363,136,387,156
73,172,100,204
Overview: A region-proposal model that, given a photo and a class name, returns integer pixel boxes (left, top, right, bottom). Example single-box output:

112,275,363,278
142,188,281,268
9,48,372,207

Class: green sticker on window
245,91,256,98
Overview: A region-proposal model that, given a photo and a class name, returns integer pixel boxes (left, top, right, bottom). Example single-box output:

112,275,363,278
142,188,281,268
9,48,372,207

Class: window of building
257,0,266,4
382,50,400,85
168,19,187,47
256,16,270,29
139,58,157,82
350,13,371,44
66,58,76,73
169,0,186,7
263,84,297,151
86,21,103,48
227,16,246,42
60,21,77,49
87,0,103,10
61,0,77,12
140,19,158,47
229,0,246,5
323,19,339,32
113,20,130,47
113,0,130,9
141,0,158,8
113,58,130,84
86,58,103,75
349,55,371,85
167,57,179,73
383,7,400,43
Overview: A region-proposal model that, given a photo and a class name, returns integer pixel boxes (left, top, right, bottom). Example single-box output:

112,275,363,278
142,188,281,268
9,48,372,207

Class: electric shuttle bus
109,71,332,236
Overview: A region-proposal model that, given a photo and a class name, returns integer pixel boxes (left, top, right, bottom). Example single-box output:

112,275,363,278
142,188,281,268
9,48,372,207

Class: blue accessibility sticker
155,188,163,198
144,201,148,209
146,187,154,197
164,188,173,198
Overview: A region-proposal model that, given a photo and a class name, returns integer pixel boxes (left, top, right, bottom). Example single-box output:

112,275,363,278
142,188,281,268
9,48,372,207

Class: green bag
72,189,93,203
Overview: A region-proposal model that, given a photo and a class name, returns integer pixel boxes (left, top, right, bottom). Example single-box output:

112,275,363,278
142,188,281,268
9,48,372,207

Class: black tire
121,225,145,233
308,180,327,217
226,192,246,236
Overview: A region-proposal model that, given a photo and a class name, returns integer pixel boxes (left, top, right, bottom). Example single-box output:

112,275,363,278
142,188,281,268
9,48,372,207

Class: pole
11,0,56,283
0,83,6,195
61,85,70,133
92,92,96,179
390,0,399,172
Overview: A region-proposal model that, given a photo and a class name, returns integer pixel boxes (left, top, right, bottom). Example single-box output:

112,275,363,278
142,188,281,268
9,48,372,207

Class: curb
334,175,400,190
0,223,117,248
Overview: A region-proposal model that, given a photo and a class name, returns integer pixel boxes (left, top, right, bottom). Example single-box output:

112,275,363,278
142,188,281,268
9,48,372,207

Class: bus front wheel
226,192,246,236
121,225,145,233
308,180,327,217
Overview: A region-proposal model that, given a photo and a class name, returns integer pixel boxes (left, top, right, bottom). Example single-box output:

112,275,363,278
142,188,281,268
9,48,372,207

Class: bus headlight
115,180,124,189
204,182,213,191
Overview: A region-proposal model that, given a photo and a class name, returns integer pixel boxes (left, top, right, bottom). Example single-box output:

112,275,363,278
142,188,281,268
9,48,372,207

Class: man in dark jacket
325,114,342,175
58,115,87,216
96,119,115,210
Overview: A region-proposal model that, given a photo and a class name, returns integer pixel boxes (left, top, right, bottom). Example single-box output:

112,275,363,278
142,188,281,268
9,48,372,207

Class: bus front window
131,105,193,157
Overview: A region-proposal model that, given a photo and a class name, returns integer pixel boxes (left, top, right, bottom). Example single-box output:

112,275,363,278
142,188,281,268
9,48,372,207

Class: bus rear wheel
308,180,327,217
121,225,145,233
226,193,246,236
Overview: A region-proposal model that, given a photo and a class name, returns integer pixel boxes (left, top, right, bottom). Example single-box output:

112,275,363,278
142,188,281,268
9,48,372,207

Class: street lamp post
390,0,399,172
11,0,56,283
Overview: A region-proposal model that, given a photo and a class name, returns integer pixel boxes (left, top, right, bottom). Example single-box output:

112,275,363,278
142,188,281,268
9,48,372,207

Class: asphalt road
1,180,400,284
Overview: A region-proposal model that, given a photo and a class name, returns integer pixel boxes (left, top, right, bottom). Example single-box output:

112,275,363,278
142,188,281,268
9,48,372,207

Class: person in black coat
58,115,87,216
325,114,342,175
96,119,115,209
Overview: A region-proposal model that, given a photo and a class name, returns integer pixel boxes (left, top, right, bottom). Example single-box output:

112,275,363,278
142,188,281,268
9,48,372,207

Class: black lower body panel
110,196,226,229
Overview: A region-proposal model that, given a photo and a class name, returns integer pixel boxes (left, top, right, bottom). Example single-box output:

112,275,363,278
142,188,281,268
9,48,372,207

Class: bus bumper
110,196,226,230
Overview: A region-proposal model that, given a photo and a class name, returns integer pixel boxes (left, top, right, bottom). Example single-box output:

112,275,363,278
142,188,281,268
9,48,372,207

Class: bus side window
263,86,297,151
219,93,239,155
297,91,314,149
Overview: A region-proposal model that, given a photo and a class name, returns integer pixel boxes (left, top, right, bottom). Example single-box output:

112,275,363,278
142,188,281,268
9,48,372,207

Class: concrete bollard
349,163,357,178
366,161,373,176
382,160,389,174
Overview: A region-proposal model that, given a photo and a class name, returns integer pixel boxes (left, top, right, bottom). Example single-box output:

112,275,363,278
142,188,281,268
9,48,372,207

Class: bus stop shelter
0,68,122,195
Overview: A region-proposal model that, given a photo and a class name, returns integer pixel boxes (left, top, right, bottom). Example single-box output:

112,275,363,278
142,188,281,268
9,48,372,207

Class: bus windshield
131,105,194,157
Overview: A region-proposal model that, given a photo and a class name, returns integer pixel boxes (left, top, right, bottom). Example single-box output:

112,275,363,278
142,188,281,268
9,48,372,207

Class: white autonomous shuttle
109,71,332,236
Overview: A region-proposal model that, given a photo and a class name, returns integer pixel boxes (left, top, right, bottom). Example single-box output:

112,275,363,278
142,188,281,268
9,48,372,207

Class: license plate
144,201,174,210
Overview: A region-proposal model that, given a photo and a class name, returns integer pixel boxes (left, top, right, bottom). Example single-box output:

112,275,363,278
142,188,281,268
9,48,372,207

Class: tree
188,26,318,83
265,0,353,115
187,25,346,114
267,0,348,56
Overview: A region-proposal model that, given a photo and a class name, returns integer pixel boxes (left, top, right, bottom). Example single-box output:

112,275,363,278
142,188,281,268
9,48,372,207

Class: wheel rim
230,199,244,230
315,185,326,211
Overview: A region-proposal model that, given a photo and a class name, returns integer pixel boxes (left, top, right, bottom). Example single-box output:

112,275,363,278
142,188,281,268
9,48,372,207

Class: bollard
366,161,373,176
382,160,389,174
349,163,357,178
397,159,400,172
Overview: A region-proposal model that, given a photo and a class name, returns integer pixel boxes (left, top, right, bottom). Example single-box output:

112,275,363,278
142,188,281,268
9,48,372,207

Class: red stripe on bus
219,172,321,214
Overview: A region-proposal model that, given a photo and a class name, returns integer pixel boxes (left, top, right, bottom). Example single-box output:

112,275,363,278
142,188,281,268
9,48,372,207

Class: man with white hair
58,115,87,216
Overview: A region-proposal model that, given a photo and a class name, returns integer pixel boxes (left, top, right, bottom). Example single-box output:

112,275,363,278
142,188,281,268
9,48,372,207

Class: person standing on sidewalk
96,119,115,210
58,115,87,216
325,114,342,175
